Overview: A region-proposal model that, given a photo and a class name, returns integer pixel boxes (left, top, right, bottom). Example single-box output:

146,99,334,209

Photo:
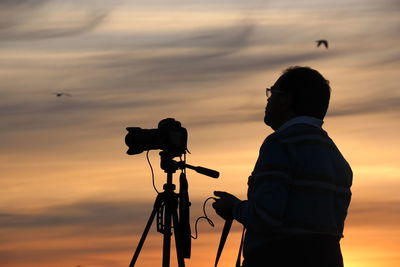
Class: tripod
129,151,218,267
129,180,185,267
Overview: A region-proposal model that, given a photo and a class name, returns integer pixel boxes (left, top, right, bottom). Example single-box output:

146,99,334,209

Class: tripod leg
129,205,158,267
172,209,186,267
162,200,172,267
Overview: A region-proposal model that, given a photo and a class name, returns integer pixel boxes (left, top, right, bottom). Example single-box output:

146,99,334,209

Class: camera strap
214,220,245,267
214,218,232,267
236,226,245,267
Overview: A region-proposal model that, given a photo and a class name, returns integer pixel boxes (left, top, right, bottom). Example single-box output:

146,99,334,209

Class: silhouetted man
213,66,352,267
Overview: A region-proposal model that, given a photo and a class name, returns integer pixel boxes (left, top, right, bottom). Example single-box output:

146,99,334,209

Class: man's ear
281,93,294,109
280,93,296,117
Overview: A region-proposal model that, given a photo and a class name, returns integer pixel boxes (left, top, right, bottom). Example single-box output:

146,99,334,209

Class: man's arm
232,171,291,232
213,137,292,232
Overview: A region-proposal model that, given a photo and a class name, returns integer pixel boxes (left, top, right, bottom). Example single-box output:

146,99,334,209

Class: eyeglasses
266,87,285,99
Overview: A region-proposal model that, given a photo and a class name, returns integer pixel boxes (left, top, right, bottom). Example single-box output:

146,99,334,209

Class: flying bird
54,92,72,97
316,40,328,49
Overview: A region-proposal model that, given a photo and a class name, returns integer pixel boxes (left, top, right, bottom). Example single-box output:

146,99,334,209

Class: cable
146,150,159,194
191,197,216,239
146,152,215,238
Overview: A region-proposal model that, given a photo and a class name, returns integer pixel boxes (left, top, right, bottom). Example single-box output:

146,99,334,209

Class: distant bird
54,92,72,97
316,39,328,49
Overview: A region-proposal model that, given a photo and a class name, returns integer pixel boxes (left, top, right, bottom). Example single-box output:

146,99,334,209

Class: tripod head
159,150,220,178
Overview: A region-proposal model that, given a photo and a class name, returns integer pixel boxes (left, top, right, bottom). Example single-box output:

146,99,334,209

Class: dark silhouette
316,39,329,49
54,92,72,97
213,66,352,267
125,121,219,267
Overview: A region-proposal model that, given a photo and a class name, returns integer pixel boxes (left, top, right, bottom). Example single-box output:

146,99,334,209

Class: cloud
0,243,136,265
0,199,218,233
191,92,400,128
0,95,171,132
328,95,400,117
1,198,399,267
3,16,398,139
0,199,224,265
0,19,341,136
0,0,111,40
1,0,399,141
0,0,48,7
0,201,150,231
150,22,255,50
2,198,398,236
346,200,400,227
69,21,339,94
2,13,108,40
0,0,48,32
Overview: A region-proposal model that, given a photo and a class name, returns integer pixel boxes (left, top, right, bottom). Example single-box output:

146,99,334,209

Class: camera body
125,118,188,157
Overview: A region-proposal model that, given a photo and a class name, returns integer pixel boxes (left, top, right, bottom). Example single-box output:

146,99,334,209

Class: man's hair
277,66,331,119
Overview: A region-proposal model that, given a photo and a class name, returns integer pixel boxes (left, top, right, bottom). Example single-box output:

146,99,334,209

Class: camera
125,118,188,157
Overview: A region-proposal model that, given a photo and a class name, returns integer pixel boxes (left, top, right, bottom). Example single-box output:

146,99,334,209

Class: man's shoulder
263,124,338,155
269,123,329,142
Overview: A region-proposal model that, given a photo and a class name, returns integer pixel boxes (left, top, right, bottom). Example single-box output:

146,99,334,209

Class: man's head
264,66,331,130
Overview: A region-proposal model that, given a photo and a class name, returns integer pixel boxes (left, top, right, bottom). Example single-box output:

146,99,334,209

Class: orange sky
1,0,399,266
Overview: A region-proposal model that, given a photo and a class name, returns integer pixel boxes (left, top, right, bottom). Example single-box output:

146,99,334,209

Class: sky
1,0,399,266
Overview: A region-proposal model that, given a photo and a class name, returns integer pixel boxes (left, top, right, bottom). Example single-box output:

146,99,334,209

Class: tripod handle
185,164,220,178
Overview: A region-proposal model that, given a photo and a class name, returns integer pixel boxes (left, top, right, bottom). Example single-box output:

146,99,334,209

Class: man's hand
212,191,240,220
